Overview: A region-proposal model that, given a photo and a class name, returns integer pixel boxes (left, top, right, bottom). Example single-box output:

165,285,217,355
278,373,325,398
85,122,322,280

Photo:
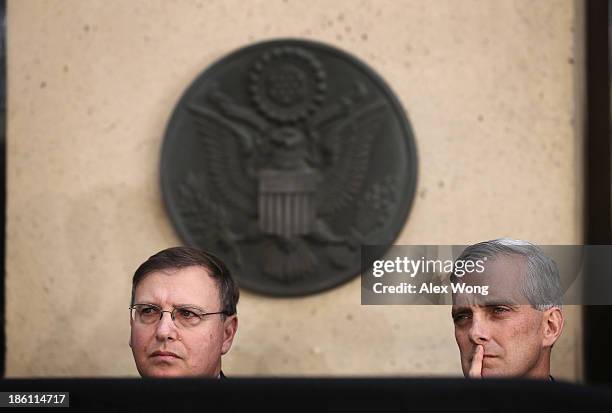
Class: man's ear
221,315,238,355
129,311,133,348
542,307,564,348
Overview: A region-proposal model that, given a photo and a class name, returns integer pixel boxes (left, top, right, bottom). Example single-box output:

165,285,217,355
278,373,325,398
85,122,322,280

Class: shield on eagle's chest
258,169,319,238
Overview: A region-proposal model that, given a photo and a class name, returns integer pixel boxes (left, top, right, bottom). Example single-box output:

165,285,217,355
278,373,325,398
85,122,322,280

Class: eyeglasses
129,304,229,329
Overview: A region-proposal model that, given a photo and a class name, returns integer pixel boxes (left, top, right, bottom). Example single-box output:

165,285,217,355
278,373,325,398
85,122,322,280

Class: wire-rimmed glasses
129,304,228,328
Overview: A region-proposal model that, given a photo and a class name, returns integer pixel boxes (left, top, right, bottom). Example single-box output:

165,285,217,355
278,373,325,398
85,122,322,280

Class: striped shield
257,168,319,238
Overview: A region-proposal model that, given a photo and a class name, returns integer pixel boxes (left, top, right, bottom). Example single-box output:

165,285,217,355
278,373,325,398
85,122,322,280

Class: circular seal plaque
161,39,418,296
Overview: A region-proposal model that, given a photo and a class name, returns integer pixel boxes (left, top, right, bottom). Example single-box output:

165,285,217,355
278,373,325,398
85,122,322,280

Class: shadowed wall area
6,0,583,379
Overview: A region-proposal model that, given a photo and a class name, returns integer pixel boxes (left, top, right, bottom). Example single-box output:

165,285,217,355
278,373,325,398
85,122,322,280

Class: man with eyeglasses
450,239,564,379
129,246,239,378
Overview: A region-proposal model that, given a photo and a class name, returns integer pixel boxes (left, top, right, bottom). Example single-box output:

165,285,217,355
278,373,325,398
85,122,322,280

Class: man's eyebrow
451,301,520,317
481,300,520,308
134,302,209,312
174,303,208,311
451,306,471,317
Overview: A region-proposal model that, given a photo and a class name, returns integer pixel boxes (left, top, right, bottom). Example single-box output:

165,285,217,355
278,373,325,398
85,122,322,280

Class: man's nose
468,314,491,344
155,311,179,341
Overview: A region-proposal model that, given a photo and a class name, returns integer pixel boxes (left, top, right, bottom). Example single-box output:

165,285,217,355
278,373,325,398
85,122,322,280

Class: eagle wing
188,103,257,217
316,101,385,216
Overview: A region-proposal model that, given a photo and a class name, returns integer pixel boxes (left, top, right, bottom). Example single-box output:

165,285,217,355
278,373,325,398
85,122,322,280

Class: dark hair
131,246,239,316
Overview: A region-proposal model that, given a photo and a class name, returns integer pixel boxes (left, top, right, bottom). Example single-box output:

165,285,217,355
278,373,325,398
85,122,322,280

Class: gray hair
451,238,563,310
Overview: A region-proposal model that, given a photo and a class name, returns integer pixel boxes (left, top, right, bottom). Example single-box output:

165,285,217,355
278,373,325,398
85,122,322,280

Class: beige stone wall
6,0,582,380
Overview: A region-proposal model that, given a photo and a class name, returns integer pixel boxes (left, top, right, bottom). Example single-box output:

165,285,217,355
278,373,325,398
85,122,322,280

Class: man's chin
480,357,507,378
481,366,518,378
143,369,188,378
139,365,221,378
481,369,503,378
139,364,189,378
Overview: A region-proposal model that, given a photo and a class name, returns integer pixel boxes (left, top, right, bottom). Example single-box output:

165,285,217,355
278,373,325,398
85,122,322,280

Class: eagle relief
161,40,418,296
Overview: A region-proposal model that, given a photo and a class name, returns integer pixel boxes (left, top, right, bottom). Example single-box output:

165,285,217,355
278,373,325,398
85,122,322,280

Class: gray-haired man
450,239,564,379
